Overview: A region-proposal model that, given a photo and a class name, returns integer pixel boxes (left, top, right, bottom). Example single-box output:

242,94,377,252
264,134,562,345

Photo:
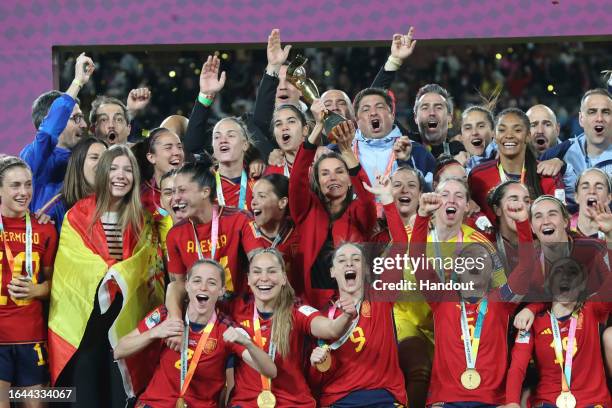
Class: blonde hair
91,145,143,237
249,248,295,358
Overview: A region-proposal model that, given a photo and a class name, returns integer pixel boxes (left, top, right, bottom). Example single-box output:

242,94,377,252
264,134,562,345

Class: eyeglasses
70,114,85,125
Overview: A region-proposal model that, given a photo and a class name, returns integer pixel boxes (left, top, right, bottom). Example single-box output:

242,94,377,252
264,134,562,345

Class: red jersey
263,163,291,177
312,299,408,406
289,142,377,309
218,173,255,211
506,303,612,406
166,207,261,295
137,306,242,408
229,295,321,408
410,214,537,405
468,159,564,223
244,220,304,296
528,235,609,301
0,215,57,343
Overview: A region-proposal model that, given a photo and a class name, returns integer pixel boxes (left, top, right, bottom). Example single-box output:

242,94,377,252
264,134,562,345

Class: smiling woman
469,108,565,224
0,156,58,400
49,145,165,408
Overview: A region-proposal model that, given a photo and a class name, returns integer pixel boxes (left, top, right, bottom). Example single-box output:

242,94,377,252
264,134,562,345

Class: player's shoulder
469,159,498,177
32,218,57,236
220,206,253,221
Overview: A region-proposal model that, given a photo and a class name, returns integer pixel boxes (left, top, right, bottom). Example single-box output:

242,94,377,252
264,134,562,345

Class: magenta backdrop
1,0,611,154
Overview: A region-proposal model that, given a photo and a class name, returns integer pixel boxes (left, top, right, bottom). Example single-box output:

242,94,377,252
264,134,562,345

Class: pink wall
1,0,611,154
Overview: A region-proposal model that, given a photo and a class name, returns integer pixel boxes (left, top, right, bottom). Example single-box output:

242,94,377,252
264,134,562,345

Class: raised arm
21,53,94,178
288,120,323,224
250,29,292,157
332,121,377,233
309,296,357,339
499,201,535,299
371,27,416,90
183,55,225,154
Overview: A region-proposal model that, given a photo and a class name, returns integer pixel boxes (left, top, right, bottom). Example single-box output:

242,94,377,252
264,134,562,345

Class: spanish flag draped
48,196,165,397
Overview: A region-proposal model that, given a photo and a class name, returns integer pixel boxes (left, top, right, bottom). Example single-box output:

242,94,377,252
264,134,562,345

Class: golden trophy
286,55,347,139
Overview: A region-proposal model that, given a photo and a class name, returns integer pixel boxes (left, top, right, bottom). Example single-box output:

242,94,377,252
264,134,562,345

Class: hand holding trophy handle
286,54,347,141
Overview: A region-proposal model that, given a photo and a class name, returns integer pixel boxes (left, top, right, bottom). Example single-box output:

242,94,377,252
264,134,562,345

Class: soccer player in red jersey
165,161,263,348
487,180,533,272
212,117,256,211
408,191,540,406
469,108,564,223
371,166,424,245
229,248,357,408
433,156,493,234
114,259,276,408
248,174,303,295
264,104,309,177
570,168,611,239
0,157,58,398
529,195,609,298
290,111,377,309
138,127,185,220
505,257,612,407
309,242,408,407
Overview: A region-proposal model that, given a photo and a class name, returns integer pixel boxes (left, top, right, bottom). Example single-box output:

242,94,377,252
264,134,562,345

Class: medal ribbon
497,161,526,184
0,211,33,279
190,205,219,260
460,298,488,370
317,300,362,349
179,310,217,399
253,307,277,393
550,312,578,392
215,169,248,210
431,227,464,283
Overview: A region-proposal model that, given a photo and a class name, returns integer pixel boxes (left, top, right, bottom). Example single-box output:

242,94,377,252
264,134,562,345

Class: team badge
203,338,217,354
361,300,371,318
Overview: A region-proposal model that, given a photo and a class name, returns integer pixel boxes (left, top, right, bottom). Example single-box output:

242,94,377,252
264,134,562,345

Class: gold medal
556,391,576,408
257,390,276,408
460,368,481,390
316,349,332,372
175,396,187,408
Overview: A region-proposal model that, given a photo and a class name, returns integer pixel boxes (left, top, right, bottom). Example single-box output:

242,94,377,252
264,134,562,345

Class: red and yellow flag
48,196,165,396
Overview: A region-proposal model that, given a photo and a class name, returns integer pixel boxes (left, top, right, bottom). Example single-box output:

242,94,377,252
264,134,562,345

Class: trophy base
323,111,348,142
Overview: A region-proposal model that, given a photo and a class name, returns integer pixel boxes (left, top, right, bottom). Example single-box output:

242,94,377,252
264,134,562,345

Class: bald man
321,89,355,121
527,104,560,154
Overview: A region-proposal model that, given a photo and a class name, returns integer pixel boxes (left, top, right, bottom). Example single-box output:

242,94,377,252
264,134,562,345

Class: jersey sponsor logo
298,305,318,317
241,320,250,328
145,310,162,329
